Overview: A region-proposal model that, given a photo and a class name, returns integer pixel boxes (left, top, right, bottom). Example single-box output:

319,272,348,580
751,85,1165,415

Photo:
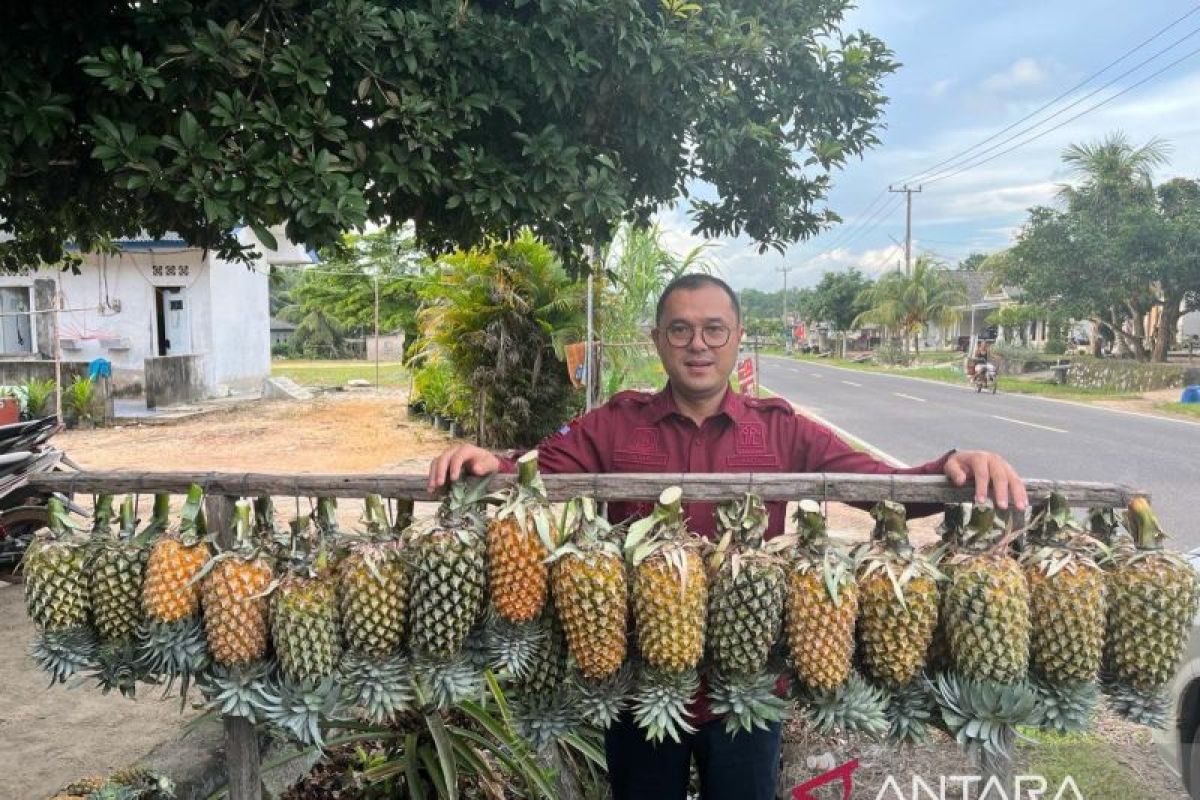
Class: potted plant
21,378,56,419
65,376,96,429
0,387,19,425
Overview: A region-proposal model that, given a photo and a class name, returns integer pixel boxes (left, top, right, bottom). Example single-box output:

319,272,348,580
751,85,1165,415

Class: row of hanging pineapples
21,451,1200,766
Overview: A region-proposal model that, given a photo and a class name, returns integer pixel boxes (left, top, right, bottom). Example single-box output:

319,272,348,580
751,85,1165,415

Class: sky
657,0,1200,292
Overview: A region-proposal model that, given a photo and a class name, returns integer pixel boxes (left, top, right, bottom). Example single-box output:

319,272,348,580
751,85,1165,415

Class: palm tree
854,256,967,354
1058,133,1169,214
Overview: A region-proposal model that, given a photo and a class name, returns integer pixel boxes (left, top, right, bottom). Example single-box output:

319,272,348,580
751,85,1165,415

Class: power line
924,42,1200,187
896,5,1200,185
918,23,1200,185
821,193,905,255
808,188,891,253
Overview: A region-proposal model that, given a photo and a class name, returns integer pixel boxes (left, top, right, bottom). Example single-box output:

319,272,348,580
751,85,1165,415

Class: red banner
737,357,755,394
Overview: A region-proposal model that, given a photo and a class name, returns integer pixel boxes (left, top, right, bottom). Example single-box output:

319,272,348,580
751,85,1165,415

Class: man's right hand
427,444,501,493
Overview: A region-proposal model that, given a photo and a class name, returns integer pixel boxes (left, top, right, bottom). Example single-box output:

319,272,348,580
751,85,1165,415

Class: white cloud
981,57,1051,94
929,78,956,98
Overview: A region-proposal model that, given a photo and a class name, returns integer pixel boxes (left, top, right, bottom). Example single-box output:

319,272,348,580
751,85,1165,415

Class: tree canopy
0,1,896,272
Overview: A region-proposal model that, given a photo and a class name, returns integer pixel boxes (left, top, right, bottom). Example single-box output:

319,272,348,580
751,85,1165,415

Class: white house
0,226,311,406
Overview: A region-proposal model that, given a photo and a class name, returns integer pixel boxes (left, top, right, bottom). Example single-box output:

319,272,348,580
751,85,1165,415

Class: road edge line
759,384,911,468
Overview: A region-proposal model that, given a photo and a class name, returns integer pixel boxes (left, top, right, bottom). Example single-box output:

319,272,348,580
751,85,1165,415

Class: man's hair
655,273,741,326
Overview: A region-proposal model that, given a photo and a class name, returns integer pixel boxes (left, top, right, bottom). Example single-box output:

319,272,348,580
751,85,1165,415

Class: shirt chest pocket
611,427,670,470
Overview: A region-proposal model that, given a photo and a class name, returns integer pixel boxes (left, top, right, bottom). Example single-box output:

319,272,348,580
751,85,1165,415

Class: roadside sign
738,357,755,394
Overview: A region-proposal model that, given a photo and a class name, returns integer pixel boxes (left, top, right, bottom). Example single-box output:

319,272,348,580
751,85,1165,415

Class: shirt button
693,439,703,447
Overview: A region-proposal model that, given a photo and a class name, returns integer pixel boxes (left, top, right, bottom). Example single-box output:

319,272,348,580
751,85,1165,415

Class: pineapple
338,494,412,661
855,501,941,691
508,609,579,747
627,486,707,743
410,478,490,660
550,496,628,681
137,485,211,697
1105,497,1200,727
943,503,1031,685
200,500,273,668
1022,493,1106,688
24,497,97,683
705,493,790,733
89,496,155,696
488,451,556,623
786,499,858,693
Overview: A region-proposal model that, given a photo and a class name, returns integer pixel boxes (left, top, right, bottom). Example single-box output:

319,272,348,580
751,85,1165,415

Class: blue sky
657,0,1200,291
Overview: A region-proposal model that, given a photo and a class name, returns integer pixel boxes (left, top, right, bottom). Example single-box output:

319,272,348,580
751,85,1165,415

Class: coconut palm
854,257,967,353
1058,133,1170,214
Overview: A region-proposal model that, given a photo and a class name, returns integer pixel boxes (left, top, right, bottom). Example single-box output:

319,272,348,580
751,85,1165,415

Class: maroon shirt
500,383,953,533
499,383,954,725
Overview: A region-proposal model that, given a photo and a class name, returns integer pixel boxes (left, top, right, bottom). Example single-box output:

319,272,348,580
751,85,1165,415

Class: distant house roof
939,270,1017,308
270,318,297,332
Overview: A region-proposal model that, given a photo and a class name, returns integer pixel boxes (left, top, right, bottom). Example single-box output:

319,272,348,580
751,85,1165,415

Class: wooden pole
27,471,1145,507
205,494,262,800
53,274,63,426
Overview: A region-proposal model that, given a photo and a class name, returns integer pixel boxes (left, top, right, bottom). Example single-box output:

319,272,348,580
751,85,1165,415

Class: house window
0,286,33,354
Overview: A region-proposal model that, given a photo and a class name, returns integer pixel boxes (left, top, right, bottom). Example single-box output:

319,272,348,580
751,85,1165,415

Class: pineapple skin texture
338,547,410,660
633,547,707,674
858,573,939,690
410,530,487,659
786,569,857,692
90,541,147,642
1026,562,1106,685
142,537,209,623
272,576,342,683
201,556,273,667
24,539,90,630
552,549,628,680
1109,554,1200,691
708,561,784,676
946,554,1031,684
488,514,550,623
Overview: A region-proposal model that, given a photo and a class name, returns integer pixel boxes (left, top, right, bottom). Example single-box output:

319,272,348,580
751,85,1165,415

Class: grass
271,359,408,387
1157,402,1200,419
786,353,1139,402
1017,730,1154,800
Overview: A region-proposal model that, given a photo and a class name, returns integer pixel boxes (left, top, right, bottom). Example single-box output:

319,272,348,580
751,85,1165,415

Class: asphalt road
756,354,1200,550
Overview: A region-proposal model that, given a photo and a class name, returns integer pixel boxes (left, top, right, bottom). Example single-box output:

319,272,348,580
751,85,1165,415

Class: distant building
270,318,298,347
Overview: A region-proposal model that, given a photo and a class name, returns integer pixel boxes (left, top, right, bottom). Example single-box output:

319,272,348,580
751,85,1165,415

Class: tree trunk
1127,299,1149,361
1153,289,1182,363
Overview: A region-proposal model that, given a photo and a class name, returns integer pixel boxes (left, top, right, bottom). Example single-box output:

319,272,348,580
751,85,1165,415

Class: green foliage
412,360,455,417
66,376,95,422
808,267,873,333
416,232,584,447
0,2,896,272
854,256,967,352
291,307,347,359
21,377,55,418
956,252,989,271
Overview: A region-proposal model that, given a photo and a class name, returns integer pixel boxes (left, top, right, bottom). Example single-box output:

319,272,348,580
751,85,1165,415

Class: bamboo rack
21,469,1146,800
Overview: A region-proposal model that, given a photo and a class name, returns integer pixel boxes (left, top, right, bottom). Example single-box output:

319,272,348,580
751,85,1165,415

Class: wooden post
206,493,262,800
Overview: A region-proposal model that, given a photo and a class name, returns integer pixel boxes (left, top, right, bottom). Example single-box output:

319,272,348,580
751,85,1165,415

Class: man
428,274,1027,800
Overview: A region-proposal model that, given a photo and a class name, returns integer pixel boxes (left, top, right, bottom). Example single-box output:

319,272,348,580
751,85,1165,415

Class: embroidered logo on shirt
727,421,781,468
613,427,668,467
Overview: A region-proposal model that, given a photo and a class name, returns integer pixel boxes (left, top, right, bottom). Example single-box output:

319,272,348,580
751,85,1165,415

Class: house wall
1181,310,1200,341
365,333,405,361
205,229,271,394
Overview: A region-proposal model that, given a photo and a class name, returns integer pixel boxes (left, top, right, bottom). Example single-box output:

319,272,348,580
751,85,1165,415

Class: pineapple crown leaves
710,494,794,579
432,475,493,540
857,503,944,609
793,498,829,550
1087,505,1121,541
171,484,208,546
135,494,172,543
549,496,624,563
492,451,558,553
188,500,272,588
624,486,702,565
1124,496,1167,552
91,494,117,537
927,672,1039,765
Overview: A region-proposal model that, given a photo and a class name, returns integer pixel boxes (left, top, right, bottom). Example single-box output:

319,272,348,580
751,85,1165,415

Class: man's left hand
944,450,1028,511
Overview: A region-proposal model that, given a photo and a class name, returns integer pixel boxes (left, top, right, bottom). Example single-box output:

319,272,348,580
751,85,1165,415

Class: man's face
652,285,744,401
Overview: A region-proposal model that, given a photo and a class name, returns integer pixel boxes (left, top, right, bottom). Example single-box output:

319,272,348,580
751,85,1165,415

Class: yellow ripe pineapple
787,500,858,693
488,451,557,623
201,500,273,668
855,501,941,691
551,496,628,681
627,486,708,743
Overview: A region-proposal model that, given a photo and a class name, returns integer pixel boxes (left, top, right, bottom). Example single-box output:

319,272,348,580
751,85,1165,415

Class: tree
284,228,427,356
807,268,872,353
853,257,966,353
0,2,897,273
1001,133,1193,361
416,232,585,447
957,253,988,272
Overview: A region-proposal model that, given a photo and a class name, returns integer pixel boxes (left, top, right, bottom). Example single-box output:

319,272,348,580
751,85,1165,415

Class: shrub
22,378,56,418
66,377,96,424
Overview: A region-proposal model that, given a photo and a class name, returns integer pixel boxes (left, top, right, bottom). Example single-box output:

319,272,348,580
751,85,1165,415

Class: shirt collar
650,383,748,424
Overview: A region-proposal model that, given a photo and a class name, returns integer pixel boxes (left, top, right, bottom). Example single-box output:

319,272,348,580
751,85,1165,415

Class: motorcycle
0,417,83,567
970,360,998,394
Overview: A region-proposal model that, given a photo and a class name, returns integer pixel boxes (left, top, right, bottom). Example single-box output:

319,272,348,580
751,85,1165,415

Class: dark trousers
604,714,782,800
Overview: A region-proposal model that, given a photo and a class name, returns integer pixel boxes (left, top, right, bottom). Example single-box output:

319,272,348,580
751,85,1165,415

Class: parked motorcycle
0,417,82,567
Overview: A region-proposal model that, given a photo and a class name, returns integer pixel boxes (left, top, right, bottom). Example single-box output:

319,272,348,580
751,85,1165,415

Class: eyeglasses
661,323,732,349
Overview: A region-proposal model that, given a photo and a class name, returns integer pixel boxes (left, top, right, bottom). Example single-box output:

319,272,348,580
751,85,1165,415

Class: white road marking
893,392,926,403
759,385,909,467
809,372,823,378
842,380,863,387
991,414,1068,433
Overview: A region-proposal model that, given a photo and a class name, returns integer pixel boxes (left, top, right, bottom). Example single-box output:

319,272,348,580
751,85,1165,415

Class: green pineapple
409,479,490,660
338,494,412,661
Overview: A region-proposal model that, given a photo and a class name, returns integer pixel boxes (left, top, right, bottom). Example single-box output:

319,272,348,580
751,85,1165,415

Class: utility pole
776,264,793,351
889,185,922,273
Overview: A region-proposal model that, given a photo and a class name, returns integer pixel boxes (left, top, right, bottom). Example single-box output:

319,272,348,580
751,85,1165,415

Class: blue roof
64,237,189,252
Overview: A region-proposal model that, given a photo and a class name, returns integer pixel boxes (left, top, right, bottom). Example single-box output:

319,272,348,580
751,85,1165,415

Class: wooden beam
206,494,263,800
26,471,1145,506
